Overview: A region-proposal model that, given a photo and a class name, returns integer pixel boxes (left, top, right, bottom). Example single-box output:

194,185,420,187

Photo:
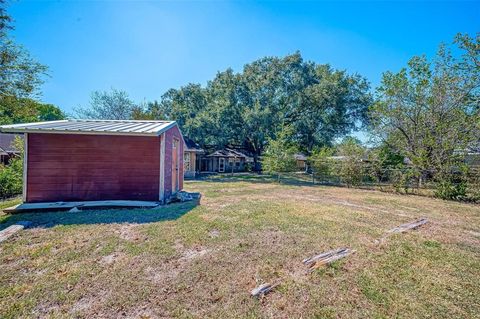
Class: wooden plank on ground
375,218,428,244
303,248,355,273
251,282,280,297
0,221,32,243
386,218,428,234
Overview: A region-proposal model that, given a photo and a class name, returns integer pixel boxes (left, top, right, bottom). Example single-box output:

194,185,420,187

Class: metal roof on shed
0,120,178,136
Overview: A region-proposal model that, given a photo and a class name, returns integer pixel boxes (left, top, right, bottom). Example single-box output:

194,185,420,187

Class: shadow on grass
0,201,198,231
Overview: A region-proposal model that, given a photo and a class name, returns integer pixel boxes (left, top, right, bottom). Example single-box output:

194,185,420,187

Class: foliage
75,88,139,120
141,52,372,160
369,33,480,179
0,136,23,199
0,96,65,125
390,168,420,194
261,126,298,181
309,147,335,182
0,2,60,126
335,137,366,187
466,169,480,201
0,1,47,98
433,174,467,200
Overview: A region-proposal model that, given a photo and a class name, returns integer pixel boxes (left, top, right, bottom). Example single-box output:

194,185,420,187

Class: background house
294,153,308,171
184,137,205,178
0,120,184,203
201,149,253,173
0,133,22,165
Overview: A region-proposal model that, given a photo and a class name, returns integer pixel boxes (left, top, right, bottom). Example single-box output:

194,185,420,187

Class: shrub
391,168,420,194
466,170,480,202
309,147,335,183
336,137,366,187
0,158,23,199
0,136,24,199
433,170,467,200
261,126,297,182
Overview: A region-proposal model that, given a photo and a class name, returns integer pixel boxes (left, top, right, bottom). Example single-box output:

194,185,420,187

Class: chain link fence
305,160,480,202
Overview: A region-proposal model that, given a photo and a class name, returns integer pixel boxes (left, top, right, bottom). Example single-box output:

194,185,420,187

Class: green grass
0,196,21,211
0,176,479,318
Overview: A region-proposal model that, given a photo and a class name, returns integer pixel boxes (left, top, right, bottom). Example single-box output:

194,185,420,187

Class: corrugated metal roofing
0,120,178,136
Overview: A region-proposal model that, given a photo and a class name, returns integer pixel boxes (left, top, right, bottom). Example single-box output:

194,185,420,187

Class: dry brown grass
0,174,479,318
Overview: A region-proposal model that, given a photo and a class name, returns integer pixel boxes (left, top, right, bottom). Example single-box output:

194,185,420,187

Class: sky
8,0,480,119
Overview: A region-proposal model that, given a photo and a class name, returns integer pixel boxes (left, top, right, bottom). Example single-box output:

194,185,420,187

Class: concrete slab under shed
3,200,161,213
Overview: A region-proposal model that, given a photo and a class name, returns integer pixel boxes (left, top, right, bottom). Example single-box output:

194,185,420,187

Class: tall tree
369,33,480,176
0,1,63,125
75,89,138,120
0,1,47,98
142,52,371,160
0,96,65,125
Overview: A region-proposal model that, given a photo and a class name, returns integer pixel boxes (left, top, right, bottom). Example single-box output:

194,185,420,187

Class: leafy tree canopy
369,33,480,174
0,96,65,125
0,0,47,98
0,1,63,126
140,52,372,158
75,88,140,120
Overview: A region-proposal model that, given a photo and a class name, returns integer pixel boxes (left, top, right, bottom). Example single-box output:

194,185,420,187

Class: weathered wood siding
26,133,160,202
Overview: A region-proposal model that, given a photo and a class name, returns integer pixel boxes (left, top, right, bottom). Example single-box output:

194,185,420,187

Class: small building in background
0,120,184,203
183,136,205,178
201,148,253,173
294,153,308,171
0,133,22,165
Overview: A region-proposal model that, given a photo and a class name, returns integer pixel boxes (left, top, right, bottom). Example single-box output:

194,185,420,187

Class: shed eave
0,121,181,137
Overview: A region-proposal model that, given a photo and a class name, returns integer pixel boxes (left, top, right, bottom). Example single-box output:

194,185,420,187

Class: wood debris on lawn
303,248,355,273
0,221,32,243
387,218,428,233
376,218,428,244
251,282,280,297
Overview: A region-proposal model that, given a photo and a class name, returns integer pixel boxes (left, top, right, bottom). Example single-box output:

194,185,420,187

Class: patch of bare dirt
179,247,210,262
209,229,220,238
99,252,125,265
115,224,146,242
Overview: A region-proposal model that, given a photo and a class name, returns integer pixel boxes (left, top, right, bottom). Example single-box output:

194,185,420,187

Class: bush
433,171,467,200
391,168,420,194
0,136,24,199
0,158,23,199
261,126,297,182
337,159,364,187
466,170,480,202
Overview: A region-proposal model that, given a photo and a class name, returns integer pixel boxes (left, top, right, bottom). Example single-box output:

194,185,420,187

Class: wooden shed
0,120,184,204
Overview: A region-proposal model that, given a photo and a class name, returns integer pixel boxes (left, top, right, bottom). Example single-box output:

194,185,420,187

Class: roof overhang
0,120,179,137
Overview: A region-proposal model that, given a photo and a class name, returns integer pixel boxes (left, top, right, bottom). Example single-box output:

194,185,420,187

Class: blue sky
9,0,480,117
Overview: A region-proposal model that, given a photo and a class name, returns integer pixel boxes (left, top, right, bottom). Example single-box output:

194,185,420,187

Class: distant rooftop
0,120,178,136
0,133,22,154
184,136,204,152
207,148,253,161
294,153,307,161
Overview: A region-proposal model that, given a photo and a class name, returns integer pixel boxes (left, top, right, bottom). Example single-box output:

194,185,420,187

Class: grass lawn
0,175,479,318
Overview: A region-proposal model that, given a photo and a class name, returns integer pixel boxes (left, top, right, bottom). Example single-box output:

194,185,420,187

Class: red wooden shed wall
26,133,160,203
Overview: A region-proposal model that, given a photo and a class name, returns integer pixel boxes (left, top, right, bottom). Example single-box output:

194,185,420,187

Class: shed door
172,138,179,193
